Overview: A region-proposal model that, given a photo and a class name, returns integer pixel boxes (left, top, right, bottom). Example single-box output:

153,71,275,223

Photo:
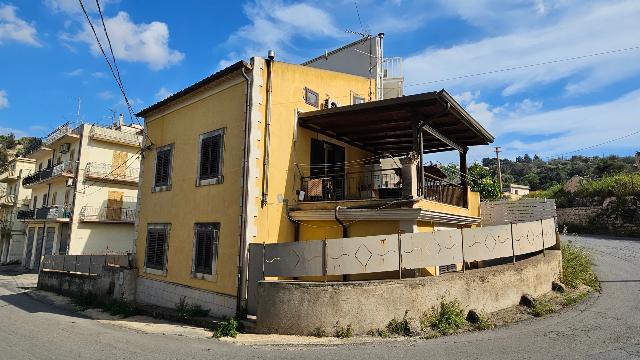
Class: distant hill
481,154,638,191
0,133,42,171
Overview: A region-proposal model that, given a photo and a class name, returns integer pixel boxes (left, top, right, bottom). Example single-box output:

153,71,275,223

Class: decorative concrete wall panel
542,218,557,248
512,221,544,255
263,241,324,277
462,224,513,262
326,234,399,275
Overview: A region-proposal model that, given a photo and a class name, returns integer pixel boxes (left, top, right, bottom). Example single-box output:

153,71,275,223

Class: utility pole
495,146,503,192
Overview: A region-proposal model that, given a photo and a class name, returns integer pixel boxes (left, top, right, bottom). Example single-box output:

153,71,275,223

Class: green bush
333,322,353,338
420,299,467,335
472,314,495,331
531,300,555,317
102,297,137,317
367,328,390,338
213,318,239,338
385,310,413,336
71,291,136,317
561,242,600,290
175,297,210,319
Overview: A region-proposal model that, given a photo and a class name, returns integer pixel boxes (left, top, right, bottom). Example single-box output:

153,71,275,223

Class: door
58,224,70,255
44,227,55,255
112,151,128,179
310,139,345,200
33,227,45,271
107,191,124,221
24,228,35,267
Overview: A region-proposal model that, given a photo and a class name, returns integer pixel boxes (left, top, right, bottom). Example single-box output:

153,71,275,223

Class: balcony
0,194,16,206
85,162,139,184
22,161,76,187
79,206,136,223
17,206,72,221
43,122,81,147
89,125,142,147
301,167,402,202
0,169,18,182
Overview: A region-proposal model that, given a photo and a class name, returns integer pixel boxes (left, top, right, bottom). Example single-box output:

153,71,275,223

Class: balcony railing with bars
79,206,136,223
301,167,403,202
89,125,142,147
85,162,140,184
17,205,72,221
21,161,76,187
423,173,466,208
0,194,16,206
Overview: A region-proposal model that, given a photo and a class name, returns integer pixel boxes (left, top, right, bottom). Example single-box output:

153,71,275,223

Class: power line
404,44,640,88
545,128,640,160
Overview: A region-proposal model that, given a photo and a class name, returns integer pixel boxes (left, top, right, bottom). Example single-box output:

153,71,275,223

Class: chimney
118,113,124,128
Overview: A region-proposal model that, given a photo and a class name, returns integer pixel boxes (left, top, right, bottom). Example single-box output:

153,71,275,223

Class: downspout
261,51,274,207
334,206,348,238
237,65,253,318
67,125,84,255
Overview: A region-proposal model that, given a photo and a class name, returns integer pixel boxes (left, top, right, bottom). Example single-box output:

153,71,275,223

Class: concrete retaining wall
257,250,561,335
37,266,137,301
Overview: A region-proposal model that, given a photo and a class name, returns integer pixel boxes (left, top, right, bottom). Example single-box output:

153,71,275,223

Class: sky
0,0,639,162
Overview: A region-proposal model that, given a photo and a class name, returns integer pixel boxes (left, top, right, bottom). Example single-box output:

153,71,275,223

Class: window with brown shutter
145,224,169,272
193,223,219,276
153,145,173,191
197,129,224,186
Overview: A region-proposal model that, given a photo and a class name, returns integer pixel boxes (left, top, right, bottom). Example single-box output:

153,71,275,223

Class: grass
367,328,390,338
311,326,328,338
71,291,137,317
563,291,590,306
333,322,353,339
175,297,210,319
212,318,239,338
472,314,495,331
385,310,414,336
530,299,555,317
420,300,467,336
561,242,600,291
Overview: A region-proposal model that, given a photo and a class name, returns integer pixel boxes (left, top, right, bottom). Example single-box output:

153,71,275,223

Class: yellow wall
136,78,246,296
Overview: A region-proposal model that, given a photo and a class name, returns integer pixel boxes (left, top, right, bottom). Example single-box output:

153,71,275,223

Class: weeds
561,242,600,290
367,328,390,338
175,297,210,319
563,291,590,306
311,326,327,338
421,299,466,335
334,322,353,339
472,314,495,331
71,291,136,317
71,291,99,311
102,297,137,317
213,318,239,338
531,299,556,317
386,310,413,336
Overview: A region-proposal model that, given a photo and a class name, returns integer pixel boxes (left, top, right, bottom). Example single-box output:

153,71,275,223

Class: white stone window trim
191,223,220,282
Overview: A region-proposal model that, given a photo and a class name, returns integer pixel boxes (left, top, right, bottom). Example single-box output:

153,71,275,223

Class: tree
468,163,501,200
16,137,42,157
0,133,16,149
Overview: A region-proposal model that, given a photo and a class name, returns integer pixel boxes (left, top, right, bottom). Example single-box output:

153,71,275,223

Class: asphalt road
0,235,639,359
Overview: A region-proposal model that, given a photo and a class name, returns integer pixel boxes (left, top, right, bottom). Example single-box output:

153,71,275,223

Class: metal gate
33,227,45,272
24,228,35,268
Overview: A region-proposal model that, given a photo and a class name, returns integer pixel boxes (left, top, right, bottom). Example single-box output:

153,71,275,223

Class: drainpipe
334,206,348,238
261,50,274,207
237,64,253,318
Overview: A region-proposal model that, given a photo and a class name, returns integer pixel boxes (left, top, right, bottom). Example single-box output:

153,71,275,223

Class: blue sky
1,0,639,161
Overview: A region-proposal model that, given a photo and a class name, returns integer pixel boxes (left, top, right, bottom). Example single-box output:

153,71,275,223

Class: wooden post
323,238,327,283
460,147,468,208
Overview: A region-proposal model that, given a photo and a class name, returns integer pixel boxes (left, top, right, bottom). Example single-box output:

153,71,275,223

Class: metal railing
85,162,139,183
18,206,71,220
79,206,136,223
43,122,72,146
21,161,76,187
16,209,34,220
0,194,16,206
423,173,466,207
89,125,142,146
301,167,402,202
383,57,403,79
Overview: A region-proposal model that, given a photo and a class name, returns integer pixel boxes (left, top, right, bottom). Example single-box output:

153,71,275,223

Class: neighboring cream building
505,183,530,199
0,157,35,264
17,121,142,271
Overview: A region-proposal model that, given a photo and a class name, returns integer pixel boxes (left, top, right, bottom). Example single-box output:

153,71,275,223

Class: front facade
18,122,142,270
0,158,35,264
134,53,493,317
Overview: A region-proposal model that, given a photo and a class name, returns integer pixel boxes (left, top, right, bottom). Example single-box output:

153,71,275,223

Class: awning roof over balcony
298,90,494,155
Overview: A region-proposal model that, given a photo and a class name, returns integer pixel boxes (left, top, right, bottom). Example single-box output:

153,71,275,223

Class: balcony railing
79,206,136,223
43,122,81,146
89,125,142,147
16,209,34,220
301,167,402,202
383,57,403,79
22,161,76,187
85,162,139,183
0,194,16,206
18,206,71,220
423,173,466,207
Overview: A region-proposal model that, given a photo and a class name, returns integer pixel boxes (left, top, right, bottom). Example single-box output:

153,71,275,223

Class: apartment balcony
17,206,72,221
89,125,142,147
0,194,17,207
0,169,18,182
301,167,402,202
79,206,136,223
43,122,81,147
21,161,76,188
85,162,139,185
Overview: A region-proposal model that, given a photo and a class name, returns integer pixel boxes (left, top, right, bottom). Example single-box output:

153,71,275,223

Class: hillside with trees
0,133,43,171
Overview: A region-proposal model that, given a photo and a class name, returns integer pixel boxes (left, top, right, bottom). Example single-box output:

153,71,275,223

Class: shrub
563,291,590,306
72,291,99,311
334,322,353,339
531,300,555,317
103,297,137,317
420,299,466,335
385,310,413,336
175,297,210,319
367,328,390,338
213,318,239,338
311,326,327,338
561,242,600,290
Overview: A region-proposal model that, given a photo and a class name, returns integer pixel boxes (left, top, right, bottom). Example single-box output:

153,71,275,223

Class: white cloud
0,4,41,46
404,1,640,97
91,71,106,78
0,127,28,137
64,68,84,76
66,11,184,70
44,0,118,15
154,87,172,101
98,90,114,99
0,90,8,109
220,1,345,67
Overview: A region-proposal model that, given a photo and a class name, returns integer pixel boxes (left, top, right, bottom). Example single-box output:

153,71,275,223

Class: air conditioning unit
59,143,71,154
323,98,340,109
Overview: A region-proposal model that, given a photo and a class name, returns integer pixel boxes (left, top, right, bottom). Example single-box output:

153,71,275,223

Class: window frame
196,128,225,187
191,223,220,280
144,223,170,276
152,144,174,193
304,87,319,108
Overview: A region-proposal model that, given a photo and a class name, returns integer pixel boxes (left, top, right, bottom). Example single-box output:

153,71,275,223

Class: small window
193,223,219,277
197,129,224,186
352,94,365,105
304,87,319,108
153,145,173,191
145,224,169,273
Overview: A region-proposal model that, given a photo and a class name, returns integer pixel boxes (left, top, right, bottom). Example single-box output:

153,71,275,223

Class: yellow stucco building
134,40,494,317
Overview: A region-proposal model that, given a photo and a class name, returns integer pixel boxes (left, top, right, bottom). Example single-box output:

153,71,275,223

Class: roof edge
301,36,372,66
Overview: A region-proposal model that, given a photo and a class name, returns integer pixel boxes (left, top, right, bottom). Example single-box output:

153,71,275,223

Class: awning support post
460,147,468,208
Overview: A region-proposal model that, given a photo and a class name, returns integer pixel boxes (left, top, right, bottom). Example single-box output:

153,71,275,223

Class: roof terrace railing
383,57,403,79
89,125,142,147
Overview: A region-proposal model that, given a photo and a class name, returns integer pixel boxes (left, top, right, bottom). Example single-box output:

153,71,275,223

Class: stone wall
256,250,561,335
38,266,137,301
557,196,640,236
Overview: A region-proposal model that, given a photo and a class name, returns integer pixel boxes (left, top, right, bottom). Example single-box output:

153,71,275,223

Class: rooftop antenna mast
76,97,81,127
